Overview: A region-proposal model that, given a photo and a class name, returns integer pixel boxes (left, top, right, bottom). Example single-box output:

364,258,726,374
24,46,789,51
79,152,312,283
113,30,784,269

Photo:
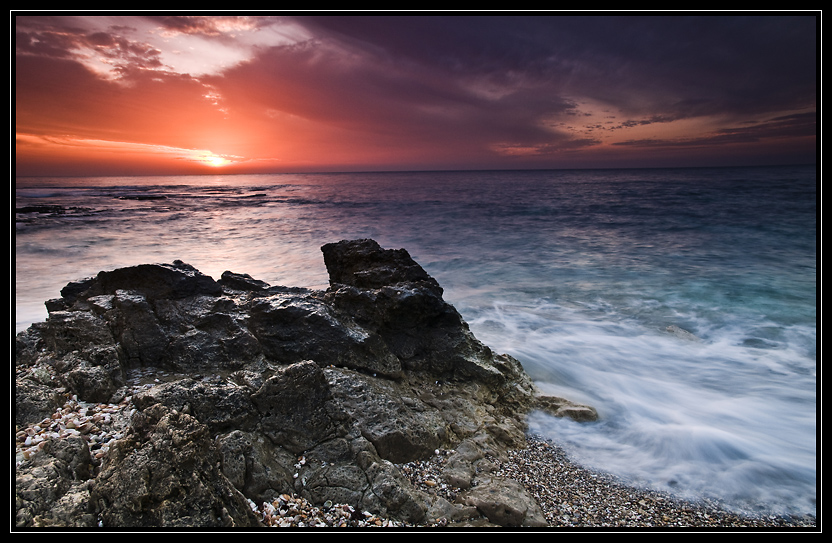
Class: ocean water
14,165,816,517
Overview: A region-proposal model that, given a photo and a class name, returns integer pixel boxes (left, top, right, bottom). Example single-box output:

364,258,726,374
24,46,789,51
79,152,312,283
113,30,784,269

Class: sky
14,14,818,176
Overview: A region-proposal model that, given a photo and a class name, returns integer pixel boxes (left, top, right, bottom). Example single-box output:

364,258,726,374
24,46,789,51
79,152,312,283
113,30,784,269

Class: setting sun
191,150,234,168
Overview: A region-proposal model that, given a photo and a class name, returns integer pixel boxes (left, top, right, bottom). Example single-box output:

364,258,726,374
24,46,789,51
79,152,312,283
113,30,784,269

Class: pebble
398,448,461,505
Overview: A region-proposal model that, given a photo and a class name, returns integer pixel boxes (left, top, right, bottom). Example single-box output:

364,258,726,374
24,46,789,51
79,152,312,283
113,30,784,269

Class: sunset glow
206,156,228,167
15,15,817,176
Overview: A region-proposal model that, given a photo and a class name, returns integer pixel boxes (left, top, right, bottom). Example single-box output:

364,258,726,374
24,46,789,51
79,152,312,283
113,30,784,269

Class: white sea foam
466,297,816,516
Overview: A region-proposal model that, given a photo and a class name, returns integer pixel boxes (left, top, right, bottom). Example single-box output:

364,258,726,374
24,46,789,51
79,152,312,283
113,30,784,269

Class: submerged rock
665,325,702,342
534,395,598,423
15,239,594,528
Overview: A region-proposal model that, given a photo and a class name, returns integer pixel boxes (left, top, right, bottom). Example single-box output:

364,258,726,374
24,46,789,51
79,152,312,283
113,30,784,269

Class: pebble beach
494,436,817,529
388,435,817,529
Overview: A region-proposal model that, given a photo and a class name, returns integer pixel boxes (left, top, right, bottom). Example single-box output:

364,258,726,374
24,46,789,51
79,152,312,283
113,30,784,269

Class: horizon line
14,161,817,180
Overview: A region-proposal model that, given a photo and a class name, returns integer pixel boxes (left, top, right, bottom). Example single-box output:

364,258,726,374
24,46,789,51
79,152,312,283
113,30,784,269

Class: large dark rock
322,238,442,293
87,260,223,301
15,239,596,528
247,293,402,378
322,239,502,380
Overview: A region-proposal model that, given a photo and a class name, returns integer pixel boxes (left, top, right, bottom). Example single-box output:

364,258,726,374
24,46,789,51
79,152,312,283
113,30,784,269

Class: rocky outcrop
15,239,596,528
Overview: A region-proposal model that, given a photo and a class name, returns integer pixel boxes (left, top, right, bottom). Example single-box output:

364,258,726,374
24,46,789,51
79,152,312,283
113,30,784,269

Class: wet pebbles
495,435,816,528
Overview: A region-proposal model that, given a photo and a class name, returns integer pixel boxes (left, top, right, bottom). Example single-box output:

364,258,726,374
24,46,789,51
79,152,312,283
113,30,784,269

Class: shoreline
492,435,816,529
248,433,819,529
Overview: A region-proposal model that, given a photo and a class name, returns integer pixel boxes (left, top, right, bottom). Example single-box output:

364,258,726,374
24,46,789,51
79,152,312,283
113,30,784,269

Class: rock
132,377,258,434
247,293,402,378
14,378,64,428
324,367,446,463
534,395,599,422
15,239,597,528
88,260,223,301
62,363,119,404
16,437,97,527
218,270,270,292
322,238,441,293
441,439,485,489
41,310,116,355
251,360,337,454
91,404,262,528
666,325,702,342
321,239,511,383
459,475,548,527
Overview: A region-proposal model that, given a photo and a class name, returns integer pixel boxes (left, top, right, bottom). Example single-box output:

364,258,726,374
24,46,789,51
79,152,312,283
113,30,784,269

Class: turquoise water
15,165,816,516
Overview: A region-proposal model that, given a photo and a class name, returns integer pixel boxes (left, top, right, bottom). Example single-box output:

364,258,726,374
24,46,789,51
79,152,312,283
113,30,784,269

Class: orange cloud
16,132,247,175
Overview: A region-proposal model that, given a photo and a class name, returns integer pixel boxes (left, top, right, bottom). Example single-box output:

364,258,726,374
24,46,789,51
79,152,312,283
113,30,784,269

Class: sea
14,165,817,518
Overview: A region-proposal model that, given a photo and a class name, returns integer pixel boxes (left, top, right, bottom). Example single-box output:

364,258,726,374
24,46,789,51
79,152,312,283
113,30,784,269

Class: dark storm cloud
292,15,817,120
206,29,584,156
